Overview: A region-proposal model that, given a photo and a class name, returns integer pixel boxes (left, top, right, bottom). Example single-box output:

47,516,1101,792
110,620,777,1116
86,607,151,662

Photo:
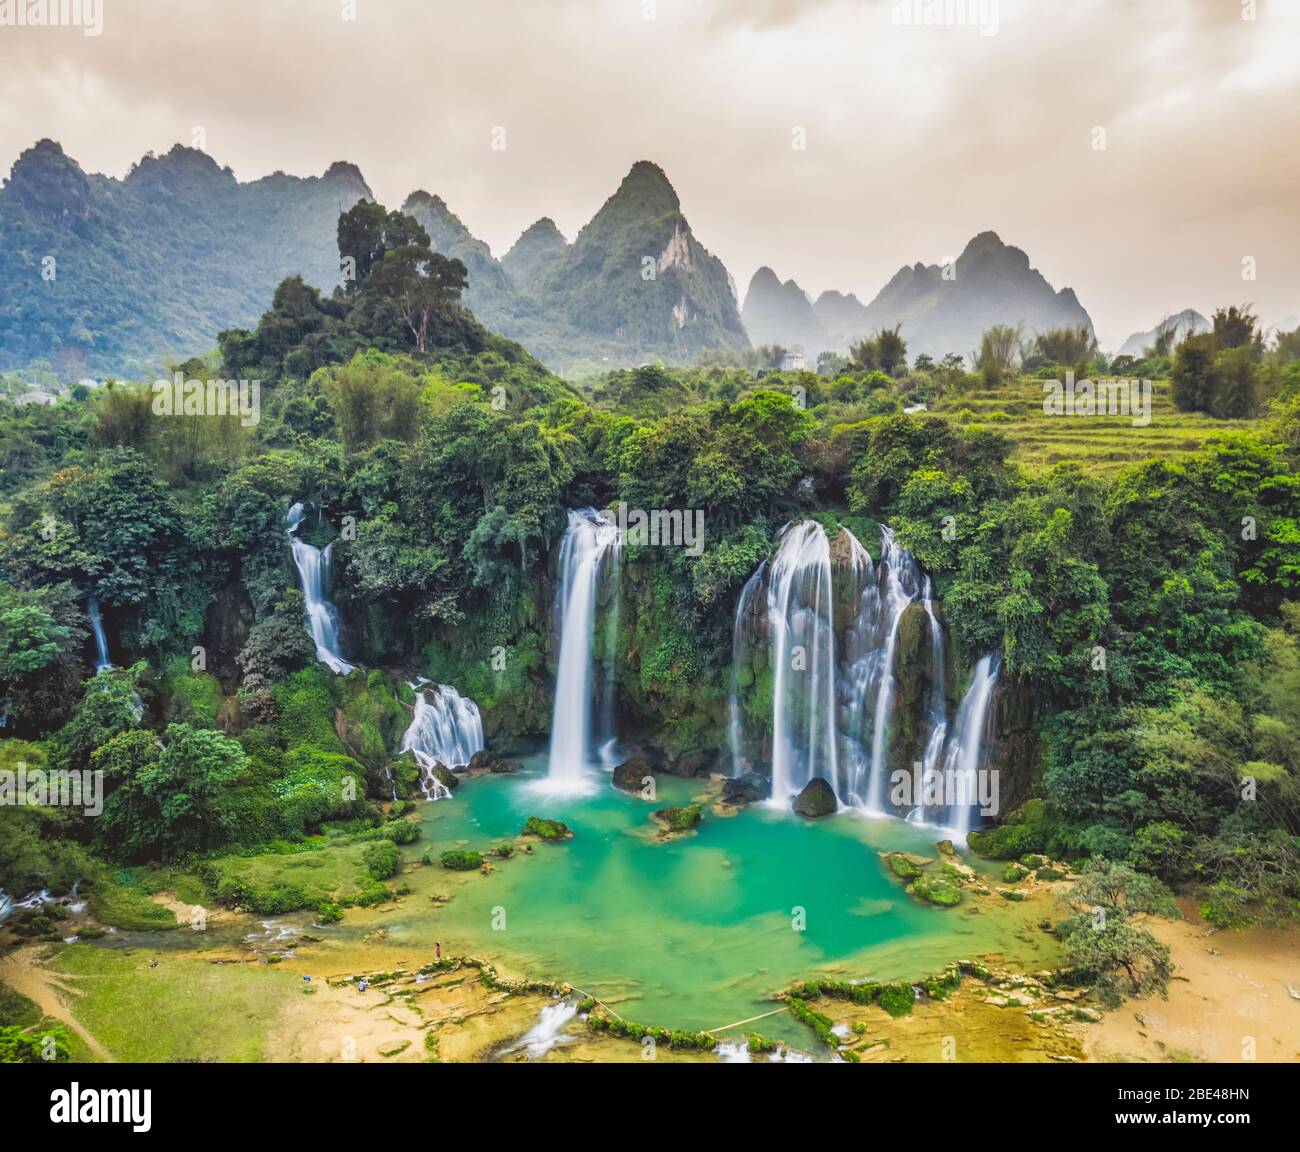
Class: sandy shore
1080,904,1300,1063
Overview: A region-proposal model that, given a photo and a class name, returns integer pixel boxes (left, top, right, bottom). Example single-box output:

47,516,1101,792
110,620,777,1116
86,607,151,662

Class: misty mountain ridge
0,139,371,376
1117,309,1210,358
4,142,1117,378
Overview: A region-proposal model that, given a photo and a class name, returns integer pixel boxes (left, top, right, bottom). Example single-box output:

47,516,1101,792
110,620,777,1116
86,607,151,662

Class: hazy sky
2,0,1297,347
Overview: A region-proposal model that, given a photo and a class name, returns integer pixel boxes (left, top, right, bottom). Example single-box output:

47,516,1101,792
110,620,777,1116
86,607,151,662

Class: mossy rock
996,887,1027,902
876,982,916,1018
653,805,702,833
1019,854,1049,869
1002,862,1030,883
1035,866,1067,881
425,761,459,792
522,816,573,842
935,839,955,856
910,874,963,907
440,850,483,871
884,852,924,879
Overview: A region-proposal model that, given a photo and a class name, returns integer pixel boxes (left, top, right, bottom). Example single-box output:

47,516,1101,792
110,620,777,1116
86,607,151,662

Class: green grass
929,377,1248,475
51,944,297,1062
87,868,180,931
204,840,389,912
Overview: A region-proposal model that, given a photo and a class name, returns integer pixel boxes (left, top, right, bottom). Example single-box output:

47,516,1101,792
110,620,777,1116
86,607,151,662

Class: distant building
782,349,805,372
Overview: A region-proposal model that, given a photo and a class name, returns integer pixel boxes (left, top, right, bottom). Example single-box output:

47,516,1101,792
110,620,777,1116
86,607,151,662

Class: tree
1211,304,1259,354
1169,331,1217,413
337,201,430,288
318,351,422,452
972,324,1022,385
97,723,249,860
359,247,468,354
849,336,878,372
0,582,87,734
1035,325,1096,368
1210,345,1262,418
874,324,908,375
1056,860,1177,1005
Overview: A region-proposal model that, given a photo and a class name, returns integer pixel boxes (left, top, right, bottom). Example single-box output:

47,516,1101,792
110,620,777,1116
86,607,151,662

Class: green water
343,760,1054,1046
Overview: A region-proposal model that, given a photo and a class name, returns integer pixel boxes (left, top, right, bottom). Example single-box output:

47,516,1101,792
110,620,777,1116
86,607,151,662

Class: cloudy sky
1,0,1297,347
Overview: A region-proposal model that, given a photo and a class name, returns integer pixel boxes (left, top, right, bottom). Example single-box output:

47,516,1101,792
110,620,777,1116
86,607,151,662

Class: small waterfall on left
400,681,485,801
546,508,621,790
287,502,355,675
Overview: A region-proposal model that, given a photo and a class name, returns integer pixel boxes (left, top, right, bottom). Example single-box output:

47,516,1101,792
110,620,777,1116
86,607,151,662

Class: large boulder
612,758,652,792
722,772,768,805
792,777,837,818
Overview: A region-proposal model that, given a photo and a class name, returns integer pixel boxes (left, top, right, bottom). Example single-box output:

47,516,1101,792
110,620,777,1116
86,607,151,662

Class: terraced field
928,377,1249,475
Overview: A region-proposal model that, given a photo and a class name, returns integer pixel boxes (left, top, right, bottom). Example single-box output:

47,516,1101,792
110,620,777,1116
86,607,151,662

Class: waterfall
861,526,923,813
400,681,485,801
837,529,878,804
598,540,622,768
727,565,764,776
766,521,839,801
287,502,355,675
732,519,989,822
86,596,112,671
940,655,1000,838
910,576,949,825
546,508,620,789
500,1000,578,1059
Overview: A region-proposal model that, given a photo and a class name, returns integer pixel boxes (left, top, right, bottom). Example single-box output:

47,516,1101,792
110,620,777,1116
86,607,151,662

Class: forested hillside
1,199,1297,963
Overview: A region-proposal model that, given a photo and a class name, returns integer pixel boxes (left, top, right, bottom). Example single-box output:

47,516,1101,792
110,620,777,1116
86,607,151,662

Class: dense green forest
2,196,1298,982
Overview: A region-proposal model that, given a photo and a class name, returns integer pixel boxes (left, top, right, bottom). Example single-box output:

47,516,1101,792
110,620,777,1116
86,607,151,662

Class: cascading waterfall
287,502,355,675
940,655,1000,838
546,508,621,788
86,596,113,671
909,576,949,825
837,529,880,804
598,542,622,768
765,522,839,802
730,519,999,830
861,526,923,813
400,681,485,801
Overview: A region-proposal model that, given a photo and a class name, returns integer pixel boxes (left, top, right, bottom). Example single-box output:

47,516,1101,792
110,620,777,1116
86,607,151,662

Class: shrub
440,850,484,871
522,817,571,842
362,841,401,880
